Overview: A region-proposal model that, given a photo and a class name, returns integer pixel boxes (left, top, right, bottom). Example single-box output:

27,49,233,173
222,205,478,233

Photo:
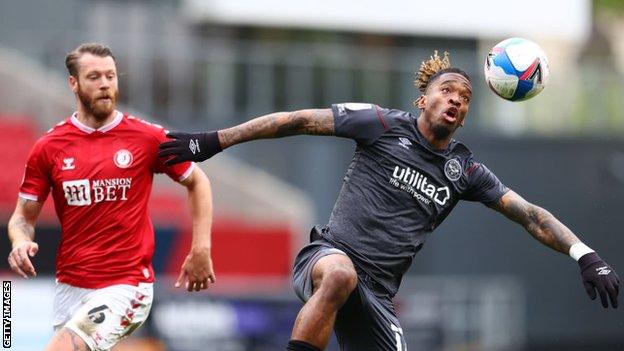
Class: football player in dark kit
159,51,620,351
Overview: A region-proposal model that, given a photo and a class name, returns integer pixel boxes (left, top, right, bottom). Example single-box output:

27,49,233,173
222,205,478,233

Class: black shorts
292,237,407,351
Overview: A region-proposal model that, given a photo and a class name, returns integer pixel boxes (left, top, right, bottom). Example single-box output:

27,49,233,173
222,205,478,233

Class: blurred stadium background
1,0,624,350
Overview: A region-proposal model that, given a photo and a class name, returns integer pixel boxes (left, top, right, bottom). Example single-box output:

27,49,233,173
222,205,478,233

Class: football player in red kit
6,43,215,351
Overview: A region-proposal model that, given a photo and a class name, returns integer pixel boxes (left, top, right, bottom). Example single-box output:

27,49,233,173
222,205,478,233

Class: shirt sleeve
153,129,195,182
462,162,509,204
19,141,51,202
332,103,389,145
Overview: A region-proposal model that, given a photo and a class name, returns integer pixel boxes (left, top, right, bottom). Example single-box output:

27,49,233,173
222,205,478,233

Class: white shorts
52,282,154,351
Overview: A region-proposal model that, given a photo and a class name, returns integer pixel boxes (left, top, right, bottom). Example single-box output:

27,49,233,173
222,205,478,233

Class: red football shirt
19,111,194,289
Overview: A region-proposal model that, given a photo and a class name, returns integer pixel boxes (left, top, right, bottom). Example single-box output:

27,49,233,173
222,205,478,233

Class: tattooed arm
218,109,335,149
7,198,43,277
45,328,90,351
490,190,621,309
488,190,580,254
159,109,335,165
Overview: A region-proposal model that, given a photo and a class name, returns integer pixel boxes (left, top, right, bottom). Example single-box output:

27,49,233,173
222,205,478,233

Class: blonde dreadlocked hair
415,51,450,93
414,50,470,94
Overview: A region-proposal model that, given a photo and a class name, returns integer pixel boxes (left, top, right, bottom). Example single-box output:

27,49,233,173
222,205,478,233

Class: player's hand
175,246,216,292
158,131,222,166
7,241,39,278
578,252,620,308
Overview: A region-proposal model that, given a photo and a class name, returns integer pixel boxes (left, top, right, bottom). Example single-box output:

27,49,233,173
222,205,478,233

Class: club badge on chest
114,149,133,169
444,159,462,182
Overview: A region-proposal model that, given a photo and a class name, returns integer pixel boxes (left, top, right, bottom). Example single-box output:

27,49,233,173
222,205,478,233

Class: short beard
77,83,117,121
431,123,453,139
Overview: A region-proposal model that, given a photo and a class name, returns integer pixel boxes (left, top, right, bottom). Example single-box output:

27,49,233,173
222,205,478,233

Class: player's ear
68,75,78,93
414,95,426,109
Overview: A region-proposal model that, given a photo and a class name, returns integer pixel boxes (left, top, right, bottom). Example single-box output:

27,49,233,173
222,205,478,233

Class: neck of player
76,109,117,130
416,116,452,151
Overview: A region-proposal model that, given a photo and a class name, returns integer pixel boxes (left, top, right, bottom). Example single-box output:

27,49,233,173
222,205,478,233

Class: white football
484,38,550,101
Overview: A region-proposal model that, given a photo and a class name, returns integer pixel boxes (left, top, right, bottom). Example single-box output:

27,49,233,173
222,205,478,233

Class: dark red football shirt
19,111,193,288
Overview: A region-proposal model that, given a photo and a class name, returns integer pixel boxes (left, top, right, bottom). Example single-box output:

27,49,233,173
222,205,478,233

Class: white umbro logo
398,137,412,150
62,158,75,170
596,266,611,275
189,139,200,155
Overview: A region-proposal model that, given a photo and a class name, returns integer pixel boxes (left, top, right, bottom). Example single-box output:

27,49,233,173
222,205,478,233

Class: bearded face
76,80,118,120
416,72,472,140
70,53,119,121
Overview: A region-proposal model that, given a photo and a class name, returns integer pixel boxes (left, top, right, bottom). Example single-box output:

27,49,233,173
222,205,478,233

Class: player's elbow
188,168,212,200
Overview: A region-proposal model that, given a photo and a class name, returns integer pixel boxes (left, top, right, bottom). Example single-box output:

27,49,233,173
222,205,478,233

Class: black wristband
202,131,222,154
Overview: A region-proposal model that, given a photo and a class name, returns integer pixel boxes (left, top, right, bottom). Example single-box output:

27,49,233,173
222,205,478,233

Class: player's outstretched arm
7,198,43,278
176,166,216,292
489,190,579,253
159,109,334,165
489,190,620,308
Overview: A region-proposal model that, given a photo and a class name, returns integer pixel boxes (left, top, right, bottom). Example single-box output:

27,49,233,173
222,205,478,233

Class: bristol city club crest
444,158,462,182
114,149,133,169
